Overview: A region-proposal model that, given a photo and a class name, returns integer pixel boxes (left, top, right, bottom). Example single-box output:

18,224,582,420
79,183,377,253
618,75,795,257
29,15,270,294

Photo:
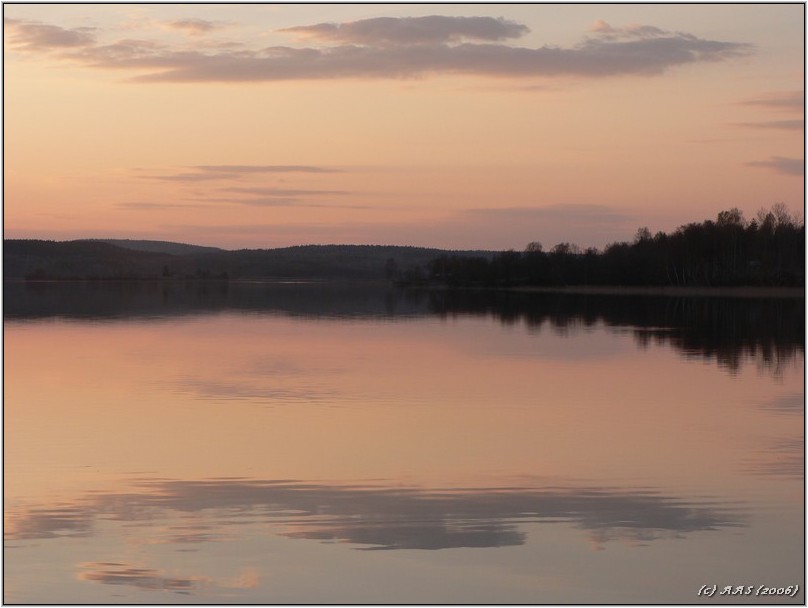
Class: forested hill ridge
4,206,804,286
3,241,493,281
85,239,224,256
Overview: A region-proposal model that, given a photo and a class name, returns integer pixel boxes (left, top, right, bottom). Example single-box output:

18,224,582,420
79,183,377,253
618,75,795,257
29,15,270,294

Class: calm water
4,281,804,604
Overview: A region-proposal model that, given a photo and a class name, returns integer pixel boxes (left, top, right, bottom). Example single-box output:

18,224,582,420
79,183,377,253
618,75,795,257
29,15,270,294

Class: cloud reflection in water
6,478,744,552
76,561,260,595
77,562,201,594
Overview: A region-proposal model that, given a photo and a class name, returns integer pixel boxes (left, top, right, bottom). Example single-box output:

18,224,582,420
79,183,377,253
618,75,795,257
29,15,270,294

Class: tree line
426,204,804,288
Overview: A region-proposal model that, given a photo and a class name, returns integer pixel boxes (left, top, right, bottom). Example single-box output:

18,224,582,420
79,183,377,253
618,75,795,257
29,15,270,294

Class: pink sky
3,4,804,250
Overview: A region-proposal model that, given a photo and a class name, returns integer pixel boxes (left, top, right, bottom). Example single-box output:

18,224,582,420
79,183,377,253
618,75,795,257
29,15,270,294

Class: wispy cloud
4,16,96,50
200,197,302,207
5,15,753,83
734,119,804,131
747,156,804,176
740,90,804,112
194,165,341,174
191,197,370,210
117,202,209,210
141,172,240,182
222,186,349,197
125,165,357,210
467,203,630,223
735,91,803,172
588,20,669,40
165,18,227,36
137,165,342,183
279,15,529,45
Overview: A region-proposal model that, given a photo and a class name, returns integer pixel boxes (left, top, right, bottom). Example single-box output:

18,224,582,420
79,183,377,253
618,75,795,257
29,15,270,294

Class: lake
4,281,804,604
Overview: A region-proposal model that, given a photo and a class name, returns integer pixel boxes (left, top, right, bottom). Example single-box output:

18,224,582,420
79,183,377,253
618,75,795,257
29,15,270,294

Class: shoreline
508,285,805,299
5,278,805,298
402,282,805,299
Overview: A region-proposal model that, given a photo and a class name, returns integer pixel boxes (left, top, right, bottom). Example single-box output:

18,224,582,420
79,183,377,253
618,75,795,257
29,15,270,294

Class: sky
3,3,804,250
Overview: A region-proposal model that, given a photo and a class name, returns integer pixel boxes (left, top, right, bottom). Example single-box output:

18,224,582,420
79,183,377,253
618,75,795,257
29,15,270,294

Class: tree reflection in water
5,281,803,376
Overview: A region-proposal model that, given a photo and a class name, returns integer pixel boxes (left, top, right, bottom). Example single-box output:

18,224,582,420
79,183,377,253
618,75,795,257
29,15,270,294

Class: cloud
165,19,226,36
185,181,359,209
740,90,804,111
130,35,755,83
77,561,259,595
193,196,370,210
194,165,340,174
588,20,668,40
221,186,349,196
164,203,637,250
468,203,629,223
131,163,359,208
137,165,341,183
9,16,752,83
7,477,745,551
279,15,529,45
77,562,202,593
58,38,170,71
734,119,804,130
141,172,241,182
204,197,303,207
117,202,209,210
221,568,261,590
759,393,805,416
747,156,804,176
450,204,636,249
171,377,330,403
744,437,804,479
6,505,92,540
589,20,614,35
119,167,361,209
4,17,96,50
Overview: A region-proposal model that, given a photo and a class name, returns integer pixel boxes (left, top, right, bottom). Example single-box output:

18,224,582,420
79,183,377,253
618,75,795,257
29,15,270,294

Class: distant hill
83,239,223,256
3,239,495,281
219,244,494,281
4,239,177,280
6,205,802,286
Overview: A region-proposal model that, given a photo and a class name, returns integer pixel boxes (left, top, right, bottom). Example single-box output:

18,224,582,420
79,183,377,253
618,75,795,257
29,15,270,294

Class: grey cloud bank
279,15,530,45
4,15,753,83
